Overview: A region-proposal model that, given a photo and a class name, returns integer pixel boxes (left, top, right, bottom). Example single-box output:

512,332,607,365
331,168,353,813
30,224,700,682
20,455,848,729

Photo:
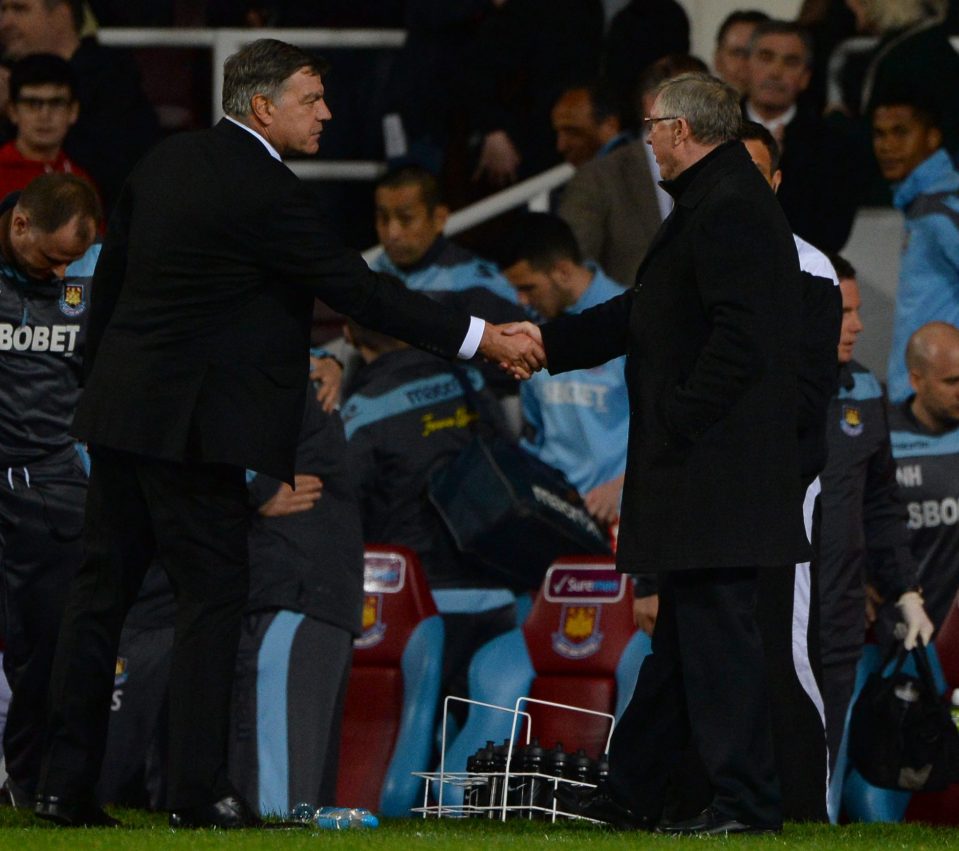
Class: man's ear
928,126,944,154
771,168,783,193
11,209,30,236
432,203,449,233
250,93,272,125
798,66,812,94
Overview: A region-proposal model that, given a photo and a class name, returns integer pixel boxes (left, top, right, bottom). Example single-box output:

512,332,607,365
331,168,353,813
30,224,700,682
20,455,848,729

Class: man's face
872,105,942,183
741,137,782,191
502,259,567,320
746,33,811,114
646,96,686,181
9,210,93,280
8,82,78,152
911,337,959,428
552,89,607,167
0,0,57,59
715,21,758,93
263,67,331,156
374,183,446,268
837,276,864,363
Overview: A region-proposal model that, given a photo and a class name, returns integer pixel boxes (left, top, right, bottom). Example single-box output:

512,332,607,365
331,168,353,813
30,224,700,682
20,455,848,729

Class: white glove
896,591,935,651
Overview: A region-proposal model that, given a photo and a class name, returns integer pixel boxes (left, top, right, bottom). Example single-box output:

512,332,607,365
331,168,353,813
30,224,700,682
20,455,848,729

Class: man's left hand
584,475,624,525
479,321,546,380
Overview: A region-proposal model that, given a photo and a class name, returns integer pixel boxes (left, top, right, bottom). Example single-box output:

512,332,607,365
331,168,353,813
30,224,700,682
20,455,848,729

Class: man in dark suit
33,38,544,829
516,73,810,834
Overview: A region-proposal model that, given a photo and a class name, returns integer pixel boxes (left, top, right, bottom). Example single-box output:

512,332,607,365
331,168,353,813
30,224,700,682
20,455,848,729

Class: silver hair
654,73,743,145
221,39,328,118
860,0,946,33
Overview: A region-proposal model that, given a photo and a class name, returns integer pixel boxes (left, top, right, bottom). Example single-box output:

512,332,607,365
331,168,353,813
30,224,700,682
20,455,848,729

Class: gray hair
860,0,946,32
222,39,329,118
654,73,742,145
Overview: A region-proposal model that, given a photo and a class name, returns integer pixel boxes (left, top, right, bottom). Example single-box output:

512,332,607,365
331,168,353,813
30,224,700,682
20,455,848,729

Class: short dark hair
557,79,621,125
9,53,76,102
374,165,443,212
716,9,770,46
17,173,101,240
827,253,856,281
870,92,943,131
749,20,815,67
222,39,330,118
738,120,781,172
501,213,582,271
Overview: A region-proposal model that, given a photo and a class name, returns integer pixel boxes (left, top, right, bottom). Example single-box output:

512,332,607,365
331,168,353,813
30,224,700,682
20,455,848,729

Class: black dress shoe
657,806,781,836
169,795,262,829
553,785,654,830
34,795,120,827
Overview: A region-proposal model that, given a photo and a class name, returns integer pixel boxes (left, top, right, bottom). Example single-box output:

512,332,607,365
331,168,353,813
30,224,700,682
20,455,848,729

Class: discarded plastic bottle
290,802,316,822
314,807,379,830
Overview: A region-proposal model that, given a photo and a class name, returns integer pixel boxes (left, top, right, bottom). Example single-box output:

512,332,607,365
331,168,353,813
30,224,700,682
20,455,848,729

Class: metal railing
98,27,405,181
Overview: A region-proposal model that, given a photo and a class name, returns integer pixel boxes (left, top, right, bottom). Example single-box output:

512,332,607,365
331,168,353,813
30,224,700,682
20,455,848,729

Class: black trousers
0,448,86,802
38,446,249,810
607,567,782,828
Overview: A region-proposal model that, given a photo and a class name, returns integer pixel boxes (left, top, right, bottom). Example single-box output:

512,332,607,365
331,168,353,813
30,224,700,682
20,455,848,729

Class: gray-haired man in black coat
512,73,810,835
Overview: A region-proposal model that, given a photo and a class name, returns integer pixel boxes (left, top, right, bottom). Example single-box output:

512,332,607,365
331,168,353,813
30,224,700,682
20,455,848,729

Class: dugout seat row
335,550,648,816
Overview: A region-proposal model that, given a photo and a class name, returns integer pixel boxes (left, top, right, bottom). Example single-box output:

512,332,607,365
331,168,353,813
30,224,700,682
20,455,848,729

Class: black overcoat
73,119,469,482
541,141,810,572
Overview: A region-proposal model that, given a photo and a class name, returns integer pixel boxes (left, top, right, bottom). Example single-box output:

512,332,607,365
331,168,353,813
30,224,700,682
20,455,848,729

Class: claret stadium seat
335,545,443,817
438,557,650,802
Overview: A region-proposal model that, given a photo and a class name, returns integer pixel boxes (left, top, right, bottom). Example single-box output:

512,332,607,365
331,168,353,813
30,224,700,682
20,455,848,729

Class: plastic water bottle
314,807,379,830
290,802,316,822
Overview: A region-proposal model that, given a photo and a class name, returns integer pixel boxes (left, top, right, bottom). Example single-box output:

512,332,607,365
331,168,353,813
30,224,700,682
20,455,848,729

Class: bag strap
880,641,910,679
910,644,941,697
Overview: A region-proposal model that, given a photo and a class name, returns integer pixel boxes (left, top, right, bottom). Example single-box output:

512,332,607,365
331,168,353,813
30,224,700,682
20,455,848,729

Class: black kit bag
848,642,959,792
428,435,612,589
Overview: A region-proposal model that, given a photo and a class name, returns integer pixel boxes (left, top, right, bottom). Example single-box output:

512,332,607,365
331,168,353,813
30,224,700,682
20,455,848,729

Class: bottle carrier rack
411,696,615,822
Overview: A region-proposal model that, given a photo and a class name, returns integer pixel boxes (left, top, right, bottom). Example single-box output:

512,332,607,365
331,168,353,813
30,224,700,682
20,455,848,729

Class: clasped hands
479,321,546,380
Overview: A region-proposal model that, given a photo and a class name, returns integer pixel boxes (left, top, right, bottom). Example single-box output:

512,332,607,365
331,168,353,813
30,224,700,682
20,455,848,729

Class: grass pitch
1,808,959,850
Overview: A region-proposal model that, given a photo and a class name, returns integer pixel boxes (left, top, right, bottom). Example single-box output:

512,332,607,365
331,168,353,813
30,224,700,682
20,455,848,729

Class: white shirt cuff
457,316,485,360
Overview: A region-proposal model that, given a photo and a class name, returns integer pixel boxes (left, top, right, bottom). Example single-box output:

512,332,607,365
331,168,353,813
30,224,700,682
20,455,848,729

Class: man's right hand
258,474,323,517
479,321,546,380
633,594,659,636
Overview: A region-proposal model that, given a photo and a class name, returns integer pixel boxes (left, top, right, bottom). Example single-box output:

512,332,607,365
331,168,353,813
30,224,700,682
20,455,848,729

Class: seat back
935,591,959,689
438,557,648,807
336,546,443,816
520,557,646,757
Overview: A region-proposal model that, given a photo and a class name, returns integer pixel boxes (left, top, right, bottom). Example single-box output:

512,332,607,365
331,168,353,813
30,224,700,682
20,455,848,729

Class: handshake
479,321,546,380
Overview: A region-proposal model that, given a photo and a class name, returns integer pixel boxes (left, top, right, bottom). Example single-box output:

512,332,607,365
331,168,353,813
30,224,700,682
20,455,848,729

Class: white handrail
361,162,576,264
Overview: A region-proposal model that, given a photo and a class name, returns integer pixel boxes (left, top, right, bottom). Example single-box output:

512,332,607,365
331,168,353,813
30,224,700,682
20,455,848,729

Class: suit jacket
558,139,662,285
542,141,810,572
73,119,470,482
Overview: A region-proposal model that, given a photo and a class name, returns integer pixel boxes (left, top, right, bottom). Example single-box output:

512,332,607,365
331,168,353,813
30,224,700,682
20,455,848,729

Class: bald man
889,322,959,627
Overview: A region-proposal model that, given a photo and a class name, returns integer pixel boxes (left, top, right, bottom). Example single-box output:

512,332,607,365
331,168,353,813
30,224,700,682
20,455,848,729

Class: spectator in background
0,53,93,201
889,322,959,629
743,19,858,252
461,0,604,187
0,0,158,212
712,9,769,94
602,0,689,120
816,254,933,769
558,53,706,284
872,96,959,404
551,82,629,169
501,214,628,526
842,0,959,152
341,319,516,721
